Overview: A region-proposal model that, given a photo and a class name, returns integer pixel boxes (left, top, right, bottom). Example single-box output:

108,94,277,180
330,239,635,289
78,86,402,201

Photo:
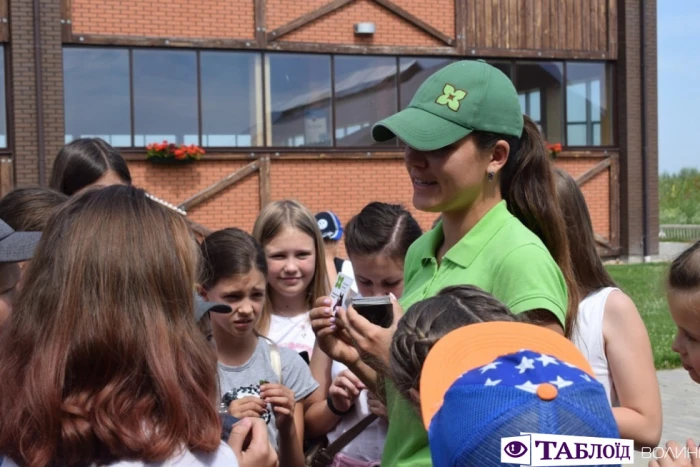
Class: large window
201,52,262,147
267,54,332,147
515,62,564,144
63,48,615,150
63,48,131,146
566,62,613,146
335,56,397,147
133,50,198,146
0,47,7,148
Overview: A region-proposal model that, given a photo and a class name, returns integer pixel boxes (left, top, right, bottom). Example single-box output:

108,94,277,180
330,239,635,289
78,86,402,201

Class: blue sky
658,0,700,174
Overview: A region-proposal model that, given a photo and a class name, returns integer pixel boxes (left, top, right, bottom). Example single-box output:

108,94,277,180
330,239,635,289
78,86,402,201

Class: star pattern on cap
479,361,502,373
515,356,535,374
536,354,559,367
458,350,600,397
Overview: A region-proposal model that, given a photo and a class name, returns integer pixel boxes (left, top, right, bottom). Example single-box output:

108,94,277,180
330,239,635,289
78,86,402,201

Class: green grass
606,263,680,370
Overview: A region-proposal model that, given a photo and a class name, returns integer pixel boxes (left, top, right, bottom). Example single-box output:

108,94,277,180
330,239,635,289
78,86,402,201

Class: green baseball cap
372,60,524,150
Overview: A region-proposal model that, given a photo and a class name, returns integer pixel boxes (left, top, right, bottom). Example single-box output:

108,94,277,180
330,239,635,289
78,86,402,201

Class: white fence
659,224,700,242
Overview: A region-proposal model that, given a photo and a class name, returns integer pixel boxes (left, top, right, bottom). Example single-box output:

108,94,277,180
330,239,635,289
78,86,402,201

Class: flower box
146,141,205,164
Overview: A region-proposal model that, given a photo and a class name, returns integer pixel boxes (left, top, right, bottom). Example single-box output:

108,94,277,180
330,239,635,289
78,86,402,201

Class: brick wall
72,0,255,39
127,157,610,256
10,0,64,187
279,0,443,47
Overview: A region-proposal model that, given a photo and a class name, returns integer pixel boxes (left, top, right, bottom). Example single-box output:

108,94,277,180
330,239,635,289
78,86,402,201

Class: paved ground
657,242,693,262
631,368,697,466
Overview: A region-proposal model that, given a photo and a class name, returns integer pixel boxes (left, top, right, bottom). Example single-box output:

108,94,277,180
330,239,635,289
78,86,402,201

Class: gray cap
0,218,41,263
195,293,231,322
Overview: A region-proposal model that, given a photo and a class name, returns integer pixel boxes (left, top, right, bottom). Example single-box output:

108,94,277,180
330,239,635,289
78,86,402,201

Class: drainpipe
640,0,650,262
33,0,46,185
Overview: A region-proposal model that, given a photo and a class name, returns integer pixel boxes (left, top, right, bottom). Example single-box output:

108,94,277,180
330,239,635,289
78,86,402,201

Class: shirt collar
421,201,513,269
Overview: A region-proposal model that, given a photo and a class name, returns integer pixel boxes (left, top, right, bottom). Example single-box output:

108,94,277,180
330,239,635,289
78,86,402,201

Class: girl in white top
253,200,330,358
304,202,423,467
554,169,662,450
0,186,276,467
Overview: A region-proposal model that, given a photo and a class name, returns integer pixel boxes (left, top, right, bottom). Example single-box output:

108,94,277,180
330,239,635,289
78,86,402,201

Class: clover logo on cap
435,84,467,112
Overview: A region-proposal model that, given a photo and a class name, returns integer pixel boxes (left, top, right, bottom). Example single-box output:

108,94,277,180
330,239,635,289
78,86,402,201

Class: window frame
61,46,618,153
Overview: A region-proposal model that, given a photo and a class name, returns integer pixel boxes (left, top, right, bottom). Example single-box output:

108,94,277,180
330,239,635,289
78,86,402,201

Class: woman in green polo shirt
310,60,577,467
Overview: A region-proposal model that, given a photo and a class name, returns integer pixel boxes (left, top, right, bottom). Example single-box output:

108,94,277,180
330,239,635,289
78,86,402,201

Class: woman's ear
487,140,510,176
196,284,208,301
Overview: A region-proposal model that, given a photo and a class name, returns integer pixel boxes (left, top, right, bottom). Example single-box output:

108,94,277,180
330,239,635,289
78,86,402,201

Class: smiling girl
253,200,329,358
199,228,319,467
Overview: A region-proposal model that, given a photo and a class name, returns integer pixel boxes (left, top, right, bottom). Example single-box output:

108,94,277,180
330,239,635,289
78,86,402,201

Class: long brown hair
554,168,617,299
252,199,329,334
0,185,220,467
473,115,579,337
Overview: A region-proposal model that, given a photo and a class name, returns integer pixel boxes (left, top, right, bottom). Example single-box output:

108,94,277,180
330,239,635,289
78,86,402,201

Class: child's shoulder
279,345,308,367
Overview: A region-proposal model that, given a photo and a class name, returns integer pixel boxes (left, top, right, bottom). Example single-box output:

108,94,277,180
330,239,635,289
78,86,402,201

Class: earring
488,171,495,181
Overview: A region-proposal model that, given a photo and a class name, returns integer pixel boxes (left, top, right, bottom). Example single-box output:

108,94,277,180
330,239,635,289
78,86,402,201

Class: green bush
659,168,700,225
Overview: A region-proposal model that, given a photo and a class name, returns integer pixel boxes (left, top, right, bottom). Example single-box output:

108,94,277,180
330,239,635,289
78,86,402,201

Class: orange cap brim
419,322,594,430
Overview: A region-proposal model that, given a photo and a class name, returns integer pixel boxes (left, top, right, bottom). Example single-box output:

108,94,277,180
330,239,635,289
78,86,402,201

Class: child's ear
196,284,208,301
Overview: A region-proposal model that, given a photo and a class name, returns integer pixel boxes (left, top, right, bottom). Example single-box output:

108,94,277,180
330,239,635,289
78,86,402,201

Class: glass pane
515,62,564,144
201,52,262,147
566,62,612,146
133,50,198,146
63,48,131,147
399,57,454,109
335,56,398,147
566,82,587,121
489,61,512,79
519,94,527,114
567,124,587,146
267,54,332,147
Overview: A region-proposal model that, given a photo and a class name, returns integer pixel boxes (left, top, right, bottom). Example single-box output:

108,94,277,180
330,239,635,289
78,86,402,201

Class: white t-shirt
571,287,620,406
325,361,388,462
268,312,316,357
1,442,239,467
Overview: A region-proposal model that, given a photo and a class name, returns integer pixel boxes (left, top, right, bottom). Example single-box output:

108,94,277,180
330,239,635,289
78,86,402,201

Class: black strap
333,257,344,274
324,414,378,458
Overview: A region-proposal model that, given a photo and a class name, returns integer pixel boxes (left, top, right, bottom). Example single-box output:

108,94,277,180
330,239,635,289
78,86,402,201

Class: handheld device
351,296,394,328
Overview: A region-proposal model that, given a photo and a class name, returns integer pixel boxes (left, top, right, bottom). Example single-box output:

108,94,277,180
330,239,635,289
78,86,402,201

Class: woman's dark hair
668,240,700,291
50,138,132,196
0,185,220,466
390,285,525,407
472,115,579,337
199,227,268,290
554,168,617,298
0,187,68,231
345,202,423,261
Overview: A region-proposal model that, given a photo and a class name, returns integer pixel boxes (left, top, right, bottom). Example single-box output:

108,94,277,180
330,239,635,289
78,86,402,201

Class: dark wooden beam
575,157,612,187
60,0,72,42
266,41,458,55
68,34,257,49
454,0,467,54
0,0,9,42
187,219,212,241
122,152,405,162
178,161,259,212
267,0,354,42
607,0,618,59
557,149,619,159
0,158,12,197
462,46,612,60
255,0,267,47
609,153,620,249
372,0,454,45
258,155,271,209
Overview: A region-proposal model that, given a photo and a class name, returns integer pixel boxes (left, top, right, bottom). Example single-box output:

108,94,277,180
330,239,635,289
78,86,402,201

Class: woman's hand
336,293,403,371
650,440,700,467
310,296,361,367
367,391,388,420
328,369,365,413
228,396,268,419
228,417,279,467
260,383,296,430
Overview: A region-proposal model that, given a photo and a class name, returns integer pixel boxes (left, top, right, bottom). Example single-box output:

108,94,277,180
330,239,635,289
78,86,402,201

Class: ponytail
473,115,579,337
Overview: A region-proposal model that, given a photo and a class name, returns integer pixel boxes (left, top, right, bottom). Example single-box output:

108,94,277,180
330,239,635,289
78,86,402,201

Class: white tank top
571,287,620,406
325,361,388,462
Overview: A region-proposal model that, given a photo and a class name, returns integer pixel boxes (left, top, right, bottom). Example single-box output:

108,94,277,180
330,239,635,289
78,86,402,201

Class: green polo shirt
381,200,568,467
